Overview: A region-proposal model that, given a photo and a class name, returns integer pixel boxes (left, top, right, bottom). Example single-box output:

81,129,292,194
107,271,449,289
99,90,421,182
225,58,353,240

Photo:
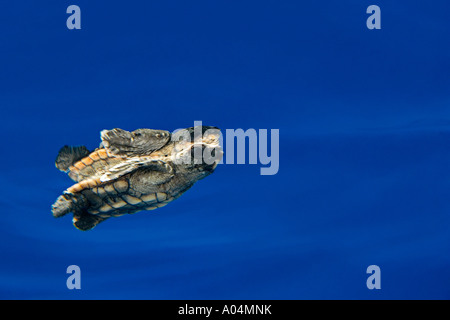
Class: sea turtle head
100,128,171,156
170,125,223,178
130,128,171,153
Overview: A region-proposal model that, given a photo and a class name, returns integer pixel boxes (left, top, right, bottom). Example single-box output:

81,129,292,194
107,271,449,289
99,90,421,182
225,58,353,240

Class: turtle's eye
155,133,162,138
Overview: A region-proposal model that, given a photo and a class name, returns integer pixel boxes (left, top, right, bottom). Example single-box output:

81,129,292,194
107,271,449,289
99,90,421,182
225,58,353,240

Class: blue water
1,1,449,299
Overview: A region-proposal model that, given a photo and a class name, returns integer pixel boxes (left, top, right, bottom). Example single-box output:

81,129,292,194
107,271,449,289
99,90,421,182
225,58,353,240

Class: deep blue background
0,0,449,299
